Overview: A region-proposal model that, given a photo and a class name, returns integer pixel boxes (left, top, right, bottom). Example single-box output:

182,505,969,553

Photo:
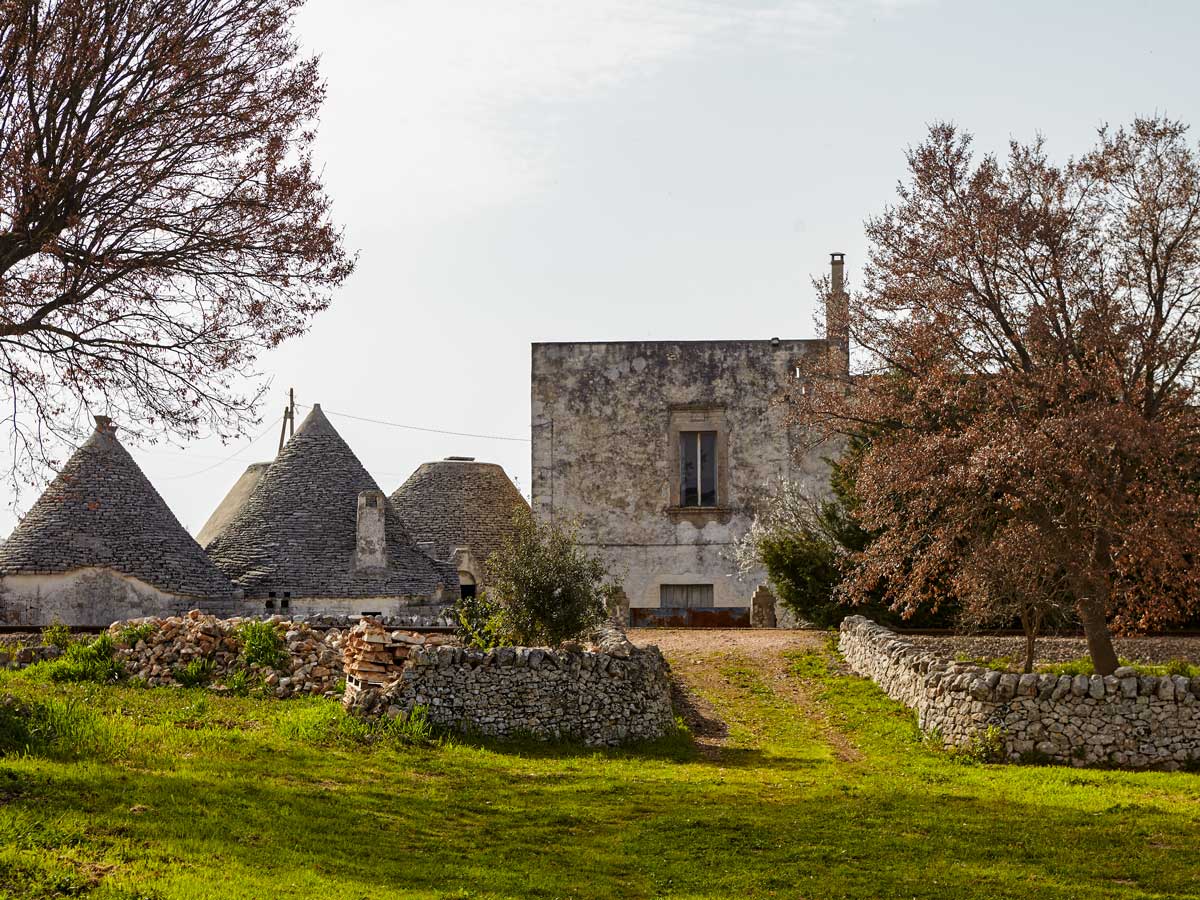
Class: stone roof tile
0,417,237,601
390,457,529,565
205,405,456,599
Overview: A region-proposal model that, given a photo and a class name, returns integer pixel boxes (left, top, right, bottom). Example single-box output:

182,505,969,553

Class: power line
296,404,530,443
154,416,282,480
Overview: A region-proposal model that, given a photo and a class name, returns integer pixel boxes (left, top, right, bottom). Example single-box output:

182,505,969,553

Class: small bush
39,620,74,651
115,622,156,646
237,620,285,669
173,657,216,688
42,634,124,684
484,508,615,647
455,590,508,650
222,668,257,697
943,725,1006,764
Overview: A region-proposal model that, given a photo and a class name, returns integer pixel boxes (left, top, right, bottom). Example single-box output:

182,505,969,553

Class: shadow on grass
6,741,1200,900
669,671,728,744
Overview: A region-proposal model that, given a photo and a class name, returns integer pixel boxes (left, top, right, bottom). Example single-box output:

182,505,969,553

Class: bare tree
792,117,1200,675
0,0,353,483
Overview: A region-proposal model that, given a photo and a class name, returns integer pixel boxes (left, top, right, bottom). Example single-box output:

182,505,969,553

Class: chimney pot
93,415,115,433
826,253,849,375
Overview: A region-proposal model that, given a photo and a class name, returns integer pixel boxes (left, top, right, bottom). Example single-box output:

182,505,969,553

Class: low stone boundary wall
839,616,1200,769
107,612,345,697
0,644,61,669
343,621,674,746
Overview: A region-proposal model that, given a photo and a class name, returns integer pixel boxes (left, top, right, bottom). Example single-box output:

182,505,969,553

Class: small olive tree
475,508,617,647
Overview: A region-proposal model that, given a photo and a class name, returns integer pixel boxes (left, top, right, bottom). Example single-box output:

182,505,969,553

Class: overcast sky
3,0,1199,537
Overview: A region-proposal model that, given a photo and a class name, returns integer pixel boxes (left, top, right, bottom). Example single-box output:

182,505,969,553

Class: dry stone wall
839,616,1200,769
108,611,345,697
343,620,674,746
0,644,61,668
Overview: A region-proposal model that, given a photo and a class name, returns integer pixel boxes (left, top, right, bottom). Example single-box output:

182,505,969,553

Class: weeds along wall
839,616,1200,770
342,620,675,746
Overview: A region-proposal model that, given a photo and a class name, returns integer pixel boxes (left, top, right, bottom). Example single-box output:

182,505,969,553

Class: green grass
0,639,1196,899
1038,656,1200,678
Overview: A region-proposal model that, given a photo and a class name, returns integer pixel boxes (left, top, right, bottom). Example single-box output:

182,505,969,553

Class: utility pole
277,388,296,455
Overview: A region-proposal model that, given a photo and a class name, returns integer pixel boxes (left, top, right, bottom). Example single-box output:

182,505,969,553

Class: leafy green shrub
173,657,216,687
484,508,615,647
222,668,257,697
237,620,285,669
455,590,508,650
115,622,155,646
39,620,74,650
946,725,1006,764
42,634,124,684
735,439,959,629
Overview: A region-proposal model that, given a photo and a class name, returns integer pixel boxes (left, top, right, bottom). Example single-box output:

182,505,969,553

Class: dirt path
629,628,860,761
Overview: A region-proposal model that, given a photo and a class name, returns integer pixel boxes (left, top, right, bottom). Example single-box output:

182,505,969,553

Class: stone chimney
94,415,115,434
827,252,850,375
354,489,387,570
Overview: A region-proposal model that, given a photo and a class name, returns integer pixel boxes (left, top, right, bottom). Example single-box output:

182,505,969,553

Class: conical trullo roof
205,405,456,599
390,457,530,565
0,417,237,602
195,461,271,547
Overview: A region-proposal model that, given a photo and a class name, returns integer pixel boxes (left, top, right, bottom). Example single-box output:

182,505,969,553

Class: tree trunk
1077,596,1119,676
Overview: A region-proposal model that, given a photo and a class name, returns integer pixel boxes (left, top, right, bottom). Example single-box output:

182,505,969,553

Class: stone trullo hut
195,460,271,547
0,416,238,627
390,457,530,598
204,405,457,616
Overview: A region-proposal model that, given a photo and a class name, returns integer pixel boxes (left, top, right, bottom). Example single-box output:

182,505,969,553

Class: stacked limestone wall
839,616,1200,769
108,611,345,697
343,620,674,746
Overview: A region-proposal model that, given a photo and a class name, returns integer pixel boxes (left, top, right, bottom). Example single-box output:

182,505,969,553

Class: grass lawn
0,635,1198,899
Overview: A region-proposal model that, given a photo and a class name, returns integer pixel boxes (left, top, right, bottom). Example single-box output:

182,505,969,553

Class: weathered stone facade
839,616,1200,770
531,339,839,613
1,569,224,629
343,619,674,745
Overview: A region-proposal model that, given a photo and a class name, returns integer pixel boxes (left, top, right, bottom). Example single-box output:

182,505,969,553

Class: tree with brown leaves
0,0,353,483
793,117,1200,675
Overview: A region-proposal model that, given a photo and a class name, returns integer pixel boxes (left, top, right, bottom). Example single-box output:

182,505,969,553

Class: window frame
667,404,729,516
678,429,718,508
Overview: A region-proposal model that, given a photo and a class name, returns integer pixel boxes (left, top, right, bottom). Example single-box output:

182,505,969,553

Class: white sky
2,0,1199,537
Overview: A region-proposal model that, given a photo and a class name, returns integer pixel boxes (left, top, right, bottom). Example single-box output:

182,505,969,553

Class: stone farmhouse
0,404,528,627
530,254,849,624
